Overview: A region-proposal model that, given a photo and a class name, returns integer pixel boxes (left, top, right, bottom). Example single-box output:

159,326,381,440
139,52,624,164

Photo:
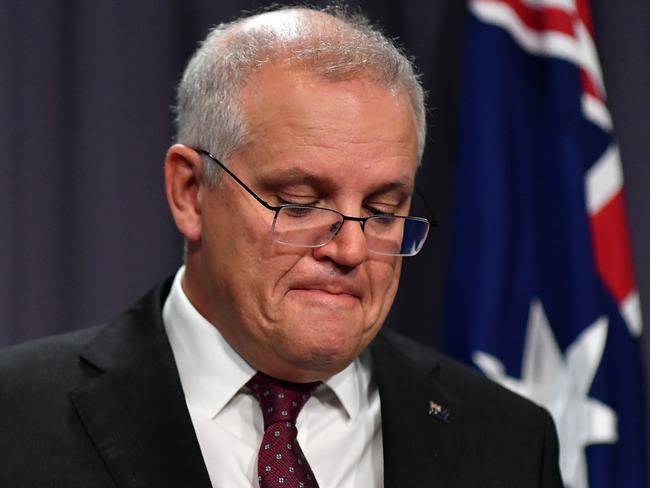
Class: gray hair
174,5,426,184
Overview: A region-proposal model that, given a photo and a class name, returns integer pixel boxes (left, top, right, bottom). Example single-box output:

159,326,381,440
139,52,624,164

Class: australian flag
444,1,647,487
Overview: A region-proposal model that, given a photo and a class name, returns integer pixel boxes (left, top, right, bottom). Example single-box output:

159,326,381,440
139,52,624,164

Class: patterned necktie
247,372,321,488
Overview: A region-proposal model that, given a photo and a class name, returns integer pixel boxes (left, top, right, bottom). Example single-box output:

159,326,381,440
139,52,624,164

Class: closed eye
280,204,319,218
369,214,399,227
277,196,319,206
365,205,397,217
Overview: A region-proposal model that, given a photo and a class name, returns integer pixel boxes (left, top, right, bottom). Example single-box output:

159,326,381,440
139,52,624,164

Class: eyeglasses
195,149,431,257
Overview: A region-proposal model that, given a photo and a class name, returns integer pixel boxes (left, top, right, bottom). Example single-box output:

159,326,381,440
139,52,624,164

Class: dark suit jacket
0,280,562,487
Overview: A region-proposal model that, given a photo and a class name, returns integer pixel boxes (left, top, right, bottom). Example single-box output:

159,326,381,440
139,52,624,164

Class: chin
284,348,356,380
285,296,365,327
281,323,370,374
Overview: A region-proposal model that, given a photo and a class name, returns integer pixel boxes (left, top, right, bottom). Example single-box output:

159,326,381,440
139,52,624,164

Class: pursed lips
289,281,364,299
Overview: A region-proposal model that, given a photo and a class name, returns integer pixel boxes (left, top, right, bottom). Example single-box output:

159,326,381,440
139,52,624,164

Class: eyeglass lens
272,206,429,256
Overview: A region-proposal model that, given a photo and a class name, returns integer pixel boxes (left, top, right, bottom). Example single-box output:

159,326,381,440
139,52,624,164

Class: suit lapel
371,331,463,488
69,282,212,488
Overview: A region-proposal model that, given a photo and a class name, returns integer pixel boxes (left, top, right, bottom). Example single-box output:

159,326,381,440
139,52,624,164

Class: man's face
188,66,419,381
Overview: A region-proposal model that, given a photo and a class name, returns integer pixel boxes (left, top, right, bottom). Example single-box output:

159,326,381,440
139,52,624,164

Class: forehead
235,65,419,190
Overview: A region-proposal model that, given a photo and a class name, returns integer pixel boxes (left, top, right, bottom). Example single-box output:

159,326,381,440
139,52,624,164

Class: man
0,6,562,488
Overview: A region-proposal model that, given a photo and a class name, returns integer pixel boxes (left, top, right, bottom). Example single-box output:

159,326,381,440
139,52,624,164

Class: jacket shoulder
0,325,106,392
375,329,562,486
378,328,540,410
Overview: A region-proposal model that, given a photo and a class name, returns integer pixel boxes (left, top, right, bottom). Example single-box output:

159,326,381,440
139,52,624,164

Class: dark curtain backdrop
1,0,648,436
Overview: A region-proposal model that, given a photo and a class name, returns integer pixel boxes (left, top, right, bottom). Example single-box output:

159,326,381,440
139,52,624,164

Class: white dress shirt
163,267,383,487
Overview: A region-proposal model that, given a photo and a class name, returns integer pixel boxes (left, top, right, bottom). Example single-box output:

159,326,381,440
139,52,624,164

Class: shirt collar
163,266,371,421
163,267,256,418
323,349,373,421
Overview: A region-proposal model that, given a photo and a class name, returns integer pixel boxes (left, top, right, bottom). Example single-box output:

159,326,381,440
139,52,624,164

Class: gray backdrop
1,0,648,466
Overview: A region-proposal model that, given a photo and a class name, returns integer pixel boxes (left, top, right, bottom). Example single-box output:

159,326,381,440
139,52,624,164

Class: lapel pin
428,400,451,423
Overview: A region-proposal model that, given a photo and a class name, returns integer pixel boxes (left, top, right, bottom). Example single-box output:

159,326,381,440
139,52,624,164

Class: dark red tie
247,372,321,488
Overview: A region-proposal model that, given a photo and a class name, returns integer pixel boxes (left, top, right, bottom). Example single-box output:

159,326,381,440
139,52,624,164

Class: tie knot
247,372,320,428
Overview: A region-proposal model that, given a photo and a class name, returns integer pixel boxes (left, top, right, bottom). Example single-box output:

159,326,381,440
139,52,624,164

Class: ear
164,144,205,241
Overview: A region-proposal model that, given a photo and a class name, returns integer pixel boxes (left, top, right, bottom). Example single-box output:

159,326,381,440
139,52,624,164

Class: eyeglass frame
194,148,434,256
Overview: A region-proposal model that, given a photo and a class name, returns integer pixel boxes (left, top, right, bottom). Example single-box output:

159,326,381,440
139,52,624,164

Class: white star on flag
472,299,618,488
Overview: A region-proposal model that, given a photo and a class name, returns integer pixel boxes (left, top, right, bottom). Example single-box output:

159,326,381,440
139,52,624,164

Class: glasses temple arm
195,149,279,212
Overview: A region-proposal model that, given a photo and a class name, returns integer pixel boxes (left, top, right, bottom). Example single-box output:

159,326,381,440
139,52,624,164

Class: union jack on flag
444,1,646,487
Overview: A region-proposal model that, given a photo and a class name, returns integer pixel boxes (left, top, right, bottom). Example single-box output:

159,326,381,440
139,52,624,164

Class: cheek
203,194,275,269
228,250,307,328
200,200,275,307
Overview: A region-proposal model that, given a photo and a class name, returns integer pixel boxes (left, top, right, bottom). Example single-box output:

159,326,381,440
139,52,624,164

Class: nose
312,218,368,268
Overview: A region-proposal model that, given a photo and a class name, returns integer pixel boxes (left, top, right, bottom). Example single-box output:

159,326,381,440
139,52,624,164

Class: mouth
288,285,362,307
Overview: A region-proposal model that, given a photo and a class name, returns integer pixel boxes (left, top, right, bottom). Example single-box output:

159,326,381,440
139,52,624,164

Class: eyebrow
256,167,415,197
367,179,415,198
257,168,332,189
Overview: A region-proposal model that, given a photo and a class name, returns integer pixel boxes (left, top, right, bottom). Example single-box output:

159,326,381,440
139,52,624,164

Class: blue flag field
444,1,647,486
